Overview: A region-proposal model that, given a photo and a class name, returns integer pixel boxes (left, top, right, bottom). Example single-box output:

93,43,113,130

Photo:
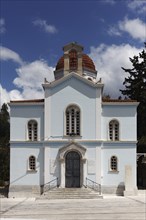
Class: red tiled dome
56,53,96,72
82,54,96,71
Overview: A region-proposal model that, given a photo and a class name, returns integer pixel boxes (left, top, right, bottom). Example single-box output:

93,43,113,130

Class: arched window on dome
69,50,78,71
109,120,119,141
28,120,38,141
66,105,80,136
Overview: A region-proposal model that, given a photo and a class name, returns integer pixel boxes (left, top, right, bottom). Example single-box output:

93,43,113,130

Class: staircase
40,187,102,199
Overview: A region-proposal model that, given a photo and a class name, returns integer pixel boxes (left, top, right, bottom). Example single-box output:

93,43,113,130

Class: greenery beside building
0,103,10,185
120,43,146,153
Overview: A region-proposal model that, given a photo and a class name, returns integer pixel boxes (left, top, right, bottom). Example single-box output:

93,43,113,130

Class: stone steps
138,189,146,194
40,187,102,199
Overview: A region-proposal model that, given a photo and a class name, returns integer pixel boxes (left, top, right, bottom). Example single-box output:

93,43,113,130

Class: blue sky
0,0,146,106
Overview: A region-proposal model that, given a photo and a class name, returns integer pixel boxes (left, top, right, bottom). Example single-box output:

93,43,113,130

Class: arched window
110,156,118,172
109,120,119,141
66,105,80,136
28,120,38,141
69,50,78,70
29,156,36,171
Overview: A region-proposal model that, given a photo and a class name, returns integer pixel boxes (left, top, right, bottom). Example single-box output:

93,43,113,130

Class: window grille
28,120,38,141
66,105,80,136
109,120,119,141
110,156,118,171
29,156,36,171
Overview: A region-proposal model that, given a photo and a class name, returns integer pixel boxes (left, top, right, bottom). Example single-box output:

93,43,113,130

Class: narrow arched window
66,105,80,136
29,156,36,171
110,156,118,172
69,49,78,70
28,120,38,141
109,120,119,141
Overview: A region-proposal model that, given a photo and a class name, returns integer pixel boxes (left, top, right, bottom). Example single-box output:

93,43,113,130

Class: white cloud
14,60,54,90
119,18,146,42
103,0,116,5
0,85,10,107
33,18,58,34
108,17,146,42
0,84,24,107
9,89,23,100
89,44,142,98
127,0,146,14
0,18,6,34
0,84,45,108
1,47,55,106
0,46,23,65
108,26,121,36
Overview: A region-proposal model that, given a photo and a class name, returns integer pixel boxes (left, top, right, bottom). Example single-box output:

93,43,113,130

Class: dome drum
54,42,97,80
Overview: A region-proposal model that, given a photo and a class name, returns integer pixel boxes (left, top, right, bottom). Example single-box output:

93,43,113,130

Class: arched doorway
65,151,80,188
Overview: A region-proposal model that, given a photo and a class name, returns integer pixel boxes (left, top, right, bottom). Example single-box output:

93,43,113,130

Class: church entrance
65,151,80,188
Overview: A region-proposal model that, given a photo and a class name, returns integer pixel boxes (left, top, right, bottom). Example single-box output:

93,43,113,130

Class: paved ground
0,195,146,220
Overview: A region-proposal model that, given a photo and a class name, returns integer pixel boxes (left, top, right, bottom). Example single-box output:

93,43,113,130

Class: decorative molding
10,140,137,144
59,142,86,160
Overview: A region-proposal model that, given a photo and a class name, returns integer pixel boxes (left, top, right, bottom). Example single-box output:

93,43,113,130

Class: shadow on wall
116,182,125,196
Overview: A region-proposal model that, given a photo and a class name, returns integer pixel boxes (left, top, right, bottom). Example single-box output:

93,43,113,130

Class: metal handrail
86,177,101,195
41,177,58,193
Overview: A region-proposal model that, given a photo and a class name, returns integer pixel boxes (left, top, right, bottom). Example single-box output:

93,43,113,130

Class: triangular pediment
42,72,103,89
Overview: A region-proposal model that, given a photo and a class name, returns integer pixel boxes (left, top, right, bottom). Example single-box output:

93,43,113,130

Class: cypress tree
120,43,146,152
0,103,10,184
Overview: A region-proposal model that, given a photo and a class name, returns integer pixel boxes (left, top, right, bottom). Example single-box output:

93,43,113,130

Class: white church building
9,42,138,197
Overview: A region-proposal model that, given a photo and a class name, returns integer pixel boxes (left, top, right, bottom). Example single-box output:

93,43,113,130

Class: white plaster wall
102,105,137,141
10,143,44,186
86,146,96,182
44,77,102,140
101,144,137,187
10,105,44,141
96,89,102,139
9,76,138,190
74,142,101,183
44,142,101,186
44,143,64,184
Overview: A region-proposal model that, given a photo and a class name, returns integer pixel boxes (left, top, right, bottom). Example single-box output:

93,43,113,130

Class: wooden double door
65,151,80,188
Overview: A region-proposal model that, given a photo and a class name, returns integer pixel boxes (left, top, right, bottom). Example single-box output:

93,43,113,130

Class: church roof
102,98,137,103
56,54,96,72
9,98,137,105
10,99,44,103
10,99,44,104
102,98,139,106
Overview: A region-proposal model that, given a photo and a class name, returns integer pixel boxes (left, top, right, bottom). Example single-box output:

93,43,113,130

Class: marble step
40,187,102,199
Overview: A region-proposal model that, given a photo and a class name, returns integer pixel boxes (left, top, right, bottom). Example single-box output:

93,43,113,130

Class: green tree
0,103,10,184
120,43,146,152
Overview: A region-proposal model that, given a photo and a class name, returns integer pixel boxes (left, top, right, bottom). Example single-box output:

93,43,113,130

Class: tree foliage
120,43,146,152
0,103,10,184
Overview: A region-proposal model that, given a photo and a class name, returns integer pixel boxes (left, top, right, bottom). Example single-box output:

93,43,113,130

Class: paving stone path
0,195,146,220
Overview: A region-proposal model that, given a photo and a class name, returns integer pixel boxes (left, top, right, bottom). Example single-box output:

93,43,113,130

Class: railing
85,177,101,195
41,177,58,193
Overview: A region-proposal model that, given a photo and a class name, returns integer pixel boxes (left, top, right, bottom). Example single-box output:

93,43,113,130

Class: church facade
9,42,138,197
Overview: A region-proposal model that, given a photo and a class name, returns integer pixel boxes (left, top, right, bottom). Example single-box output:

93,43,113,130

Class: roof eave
9,99,44,106
102,101,139,106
